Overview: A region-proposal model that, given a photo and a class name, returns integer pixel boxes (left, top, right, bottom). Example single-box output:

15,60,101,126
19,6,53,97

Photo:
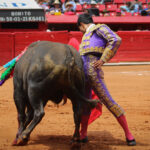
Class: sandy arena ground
0,65,150,150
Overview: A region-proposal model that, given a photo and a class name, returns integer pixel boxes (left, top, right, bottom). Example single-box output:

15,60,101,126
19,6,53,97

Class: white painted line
104,62,150,66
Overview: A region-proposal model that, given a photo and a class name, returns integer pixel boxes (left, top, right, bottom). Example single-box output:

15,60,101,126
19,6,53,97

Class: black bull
12,41,98,146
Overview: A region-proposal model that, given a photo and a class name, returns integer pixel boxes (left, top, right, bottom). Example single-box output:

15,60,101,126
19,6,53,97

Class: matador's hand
93,59,105,69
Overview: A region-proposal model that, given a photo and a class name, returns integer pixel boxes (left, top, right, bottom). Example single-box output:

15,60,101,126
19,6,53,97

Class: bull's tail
84,98,99,109
65,45,98,108
75,88,99,108
67,86,99,109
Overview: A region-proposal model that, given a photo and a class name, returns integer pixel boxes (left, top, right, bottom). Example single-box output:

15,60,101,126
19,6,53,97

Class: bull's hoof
70,139,81,149
12,136,28,146
12,138,18,146
70,137,80,144
70,138,80,146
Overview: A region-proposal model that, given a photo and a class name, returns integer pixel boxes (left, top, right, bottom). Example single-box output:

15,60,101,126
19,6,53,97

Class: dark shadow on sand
29,130,129,150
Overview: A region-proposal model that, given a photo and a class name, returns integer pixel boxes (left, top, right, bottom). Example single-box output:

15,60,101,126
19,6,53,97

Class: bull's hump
28,57,67,83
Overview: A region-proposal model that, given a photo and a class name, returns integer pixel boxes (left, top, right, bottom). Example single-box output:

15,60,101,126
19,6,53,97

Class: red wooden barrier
117,31,150,62
14,31,69,56
0,33,14,65
1,31,150,65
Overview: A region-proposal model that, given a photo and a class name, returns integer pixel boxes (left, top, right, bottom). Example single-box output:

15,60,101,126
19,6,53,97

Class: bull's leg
16,95,45,146
24,103,34,129
12,87,27,146
65,87,86,143
71,100,82,143
24,100,47,129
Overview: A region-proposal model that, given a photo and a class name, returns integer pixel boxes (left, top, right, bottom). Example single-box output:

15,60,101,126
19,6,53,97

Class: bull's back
14,41,86,103
14,41,80,88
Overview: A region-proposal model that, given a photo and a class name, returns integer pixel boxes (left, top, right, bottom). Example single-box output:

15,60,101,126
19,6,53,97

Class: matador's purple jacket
79,24,122,62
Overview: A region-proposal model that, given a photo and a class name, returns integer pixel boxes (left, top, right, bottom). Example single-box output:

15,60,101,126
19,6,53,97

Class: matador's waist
79,47,105,56
84,52,102,58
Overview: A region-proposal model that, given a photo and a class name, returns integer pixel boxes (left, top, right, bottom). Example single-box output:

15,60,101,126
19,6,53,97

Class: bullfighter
77,13,136,146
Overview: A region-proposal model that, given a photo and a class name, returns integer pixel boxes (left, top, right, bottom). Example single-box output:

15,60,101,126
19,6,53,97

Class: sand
0,65,150,150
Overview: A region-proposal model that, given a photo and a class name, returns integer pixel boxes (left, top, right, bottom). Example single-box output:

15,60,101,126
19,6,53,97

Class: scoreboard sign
0,9,45,22
0,0,45,22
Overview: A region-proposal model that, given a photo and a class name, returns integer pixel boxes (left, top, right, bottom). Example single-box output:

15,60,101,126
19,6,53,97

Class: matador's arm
96,24,122,62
